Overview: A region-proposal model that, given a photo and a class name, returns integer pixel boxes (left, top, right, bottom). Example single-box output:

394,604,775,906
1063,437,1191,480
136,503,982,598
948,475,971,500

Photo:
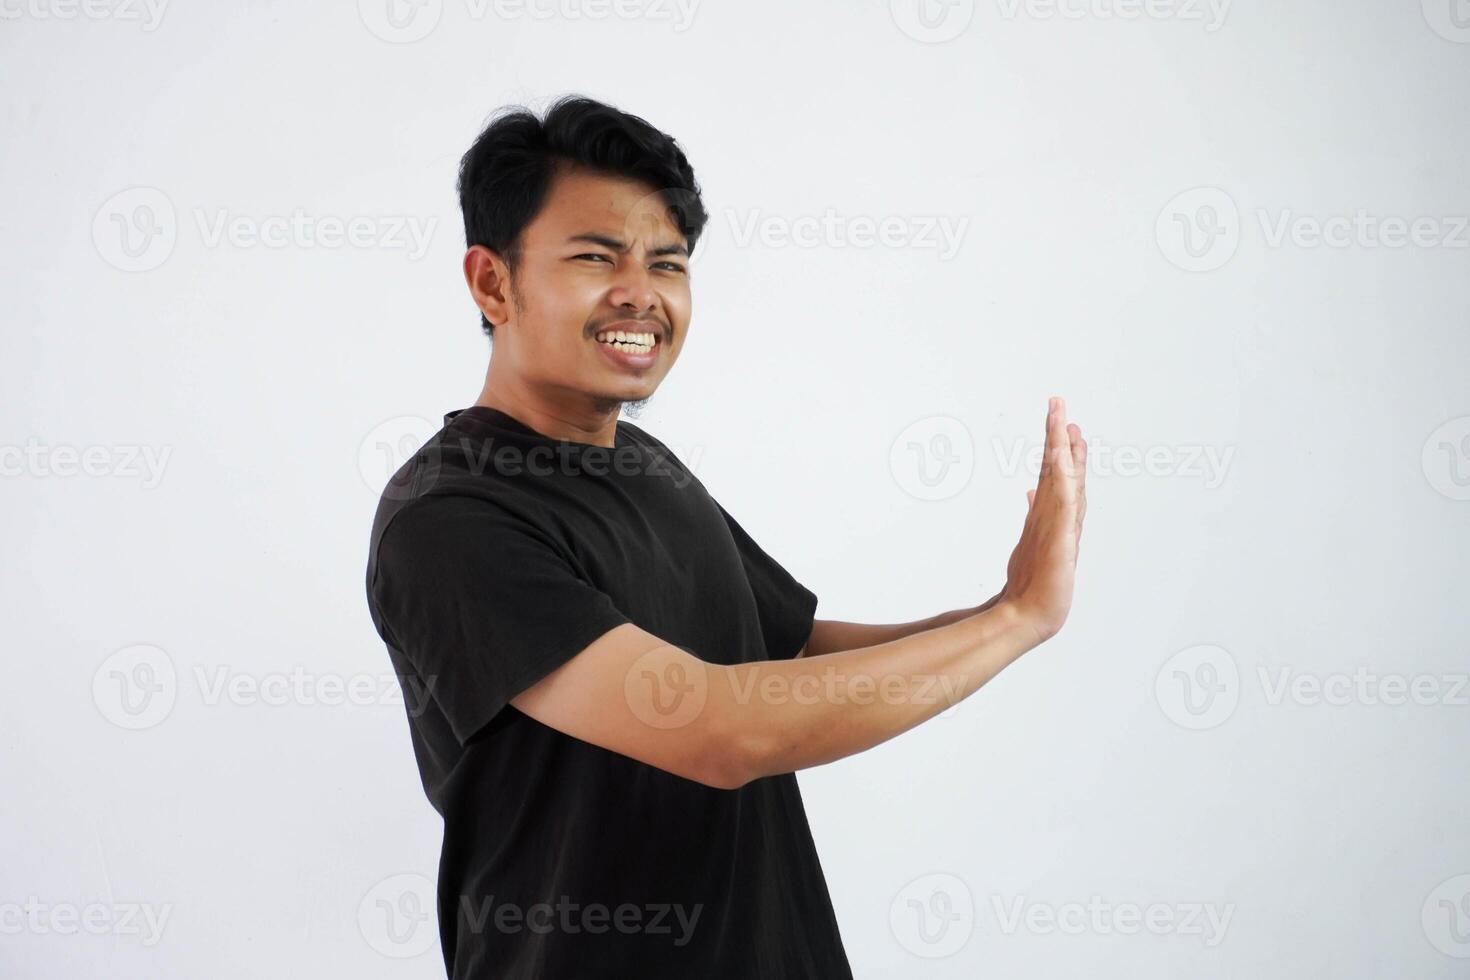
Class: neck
473,379,622,449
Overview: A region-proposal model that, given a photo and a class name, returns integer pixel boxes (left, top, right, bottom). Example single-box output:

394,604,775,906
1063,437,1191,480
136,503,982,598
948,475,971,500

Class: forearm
719,600,1037,783
804,596,999,657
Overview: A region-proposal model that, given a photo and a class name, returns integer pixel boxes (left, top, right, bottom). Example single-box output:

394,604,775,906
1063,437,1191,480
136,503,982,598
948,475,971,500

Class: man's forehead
529,174,686,247
544,168,668,217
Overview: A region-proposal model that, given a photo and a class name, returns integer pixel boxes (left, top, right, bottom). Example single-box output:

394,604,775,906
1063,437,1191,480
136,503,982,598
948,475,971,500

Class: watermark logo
1154,644,1239,730
1156,187,1240,272
890,415,975,502
1423,873,1470,957
1421,416,1470,501
359,872,437,958
889,0,975,42
890,872,976,957
358,0,443,41
624,645,709,730
1421,0,1470,43
359,414,440,499
92,644,178,730
93,187,177,273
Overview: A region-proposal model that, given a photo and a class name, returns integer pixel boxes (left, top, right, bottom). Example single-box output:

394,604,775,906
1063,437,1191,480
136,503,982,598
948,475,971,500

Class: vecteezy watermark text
1157,187,1470,272
0,898,172,946
889,0,1229,44
989,894,1234,946
0,0,168,29
93,187,438,272
991,434,1235,489
91,643,440,730
361,417,707,501
0,439,172,488
357,0,701,43
1156,644,1469,730
995,0,1229,31
621,646,968,733
460,894,703,945
723,208,971,261
887,872,1234,959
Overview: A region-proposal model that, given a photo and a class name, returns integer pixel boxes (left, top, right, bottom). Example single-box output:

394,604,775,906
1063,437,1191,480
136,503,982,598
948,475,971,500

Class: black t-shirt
364,405,853,979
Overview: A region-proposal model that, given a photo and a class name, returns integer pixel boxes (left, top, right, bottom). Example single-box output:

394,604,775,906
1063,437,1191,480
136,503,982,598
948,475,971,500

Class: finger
1077,485,1086,544
1068,422,1085,526
1074,432,1088,542
1038,397,1057,484
1026,488,1035,511
1049,397,1077,505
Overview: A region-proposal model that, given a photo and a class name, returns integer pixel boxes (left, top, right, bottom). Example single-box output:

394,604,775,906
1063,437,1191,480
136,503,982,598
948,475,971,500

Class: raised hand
998,396,1088,645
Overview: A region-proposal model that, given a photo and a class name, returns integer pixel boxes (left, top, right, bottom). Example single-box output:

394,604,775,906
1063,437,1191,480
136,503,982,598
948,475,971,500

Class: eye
571,253,686,274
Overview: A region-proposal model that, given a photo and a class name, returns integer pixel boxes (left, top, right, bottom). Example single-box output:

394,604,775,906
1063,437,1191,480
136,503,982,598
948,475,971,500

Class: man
364,94,1088,978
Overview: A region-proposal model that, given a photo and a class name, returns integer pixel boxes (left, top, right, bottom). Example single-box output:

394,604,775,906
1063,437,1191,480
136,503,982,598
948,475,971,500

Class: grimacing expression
490,167,692,406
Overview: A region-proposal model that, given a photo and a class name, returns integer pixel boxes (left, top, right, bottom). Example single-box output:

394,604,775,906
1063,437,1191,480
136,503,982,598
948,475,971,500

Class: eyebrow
566,233,689,258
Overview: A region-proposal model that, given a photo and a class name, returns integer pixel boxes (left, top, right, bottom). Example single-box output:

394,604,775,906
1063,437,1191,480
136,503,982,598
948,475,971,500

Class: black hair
456,94,709,339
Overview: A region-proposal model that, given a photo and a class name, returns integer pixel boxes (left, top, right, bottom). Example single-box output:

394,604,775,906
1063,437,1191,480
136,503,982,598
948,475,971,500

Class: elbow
699,715,769,791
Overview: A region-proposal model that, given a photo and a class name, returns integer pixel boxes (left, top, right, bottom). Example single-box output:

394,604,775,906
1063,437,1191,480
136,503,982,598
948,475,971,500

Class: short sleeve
715,501,819,660
370,494,632,745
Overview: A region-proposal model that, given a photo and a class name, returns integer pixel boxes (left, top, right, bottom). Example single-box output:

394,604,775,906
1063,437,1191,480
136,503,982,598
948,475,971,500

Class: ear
463,245,513,328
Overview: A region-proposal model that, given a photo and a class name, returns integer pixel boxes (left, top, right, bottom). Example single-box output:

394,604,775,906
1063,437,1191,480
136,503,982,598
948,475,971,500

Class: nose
607,258,658,314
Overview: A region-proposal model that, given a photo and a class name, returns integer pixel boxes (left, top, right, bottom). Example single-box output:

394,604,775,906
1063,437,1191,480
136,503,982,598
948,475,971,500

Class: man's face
484,166,691,412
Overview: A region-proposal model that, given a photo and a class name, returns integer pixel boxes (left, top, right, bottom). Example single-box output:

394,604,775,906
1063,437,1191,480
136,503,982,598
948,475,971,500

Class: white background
3,0,1468,977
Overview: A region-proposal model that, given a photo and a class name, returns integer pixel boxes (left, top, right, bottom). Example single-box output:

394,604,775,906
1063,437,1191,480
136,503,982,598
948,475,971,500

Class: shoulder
367,489,571,605
370,412,556,529
370,481,555,567
616,418,658,448
379,489,549,552
617,419,699,480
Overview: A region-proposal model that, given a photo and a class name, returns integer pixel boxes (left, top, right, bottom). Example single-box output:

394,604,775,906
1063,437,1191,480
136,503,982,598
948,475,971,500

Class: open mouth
593,328,661,356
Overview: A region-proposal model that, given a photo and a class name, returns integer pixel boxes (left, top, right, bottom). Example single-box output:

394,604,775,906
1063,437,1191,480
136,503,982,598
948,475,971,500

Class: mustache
590,315,666,328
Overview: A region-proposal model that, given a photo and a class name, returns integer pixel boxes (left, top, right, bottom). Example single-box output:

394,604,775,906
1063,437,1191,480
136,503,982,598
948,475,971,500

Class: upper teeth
597,331,656,346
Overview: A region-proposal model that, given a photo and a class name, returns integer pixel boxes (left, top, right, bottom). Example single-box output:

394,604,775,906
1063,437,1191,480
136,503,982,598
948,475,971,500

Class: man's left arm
794,592,1005,659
